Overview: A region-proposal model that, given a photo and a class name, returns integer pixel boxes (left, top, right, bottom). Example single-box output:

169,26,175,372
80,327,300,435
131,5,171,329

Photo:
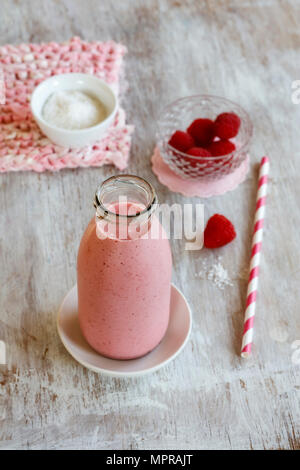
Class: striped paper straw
241,156,270,358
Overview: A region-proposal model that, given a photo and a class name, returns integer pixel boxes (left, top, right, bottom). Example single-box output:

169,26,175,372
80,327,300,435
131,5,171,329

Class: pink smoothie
77,203,172,360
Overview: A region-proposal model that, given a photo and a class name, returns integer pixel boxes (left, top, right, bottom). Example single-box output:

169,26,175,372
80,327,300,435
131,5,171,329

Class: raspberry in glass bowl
156,95,253,180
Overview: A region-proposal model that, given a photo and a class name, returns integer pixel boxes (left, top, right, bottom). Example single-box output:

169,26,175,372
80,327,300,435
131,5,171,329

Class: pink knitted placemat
0,36,133,173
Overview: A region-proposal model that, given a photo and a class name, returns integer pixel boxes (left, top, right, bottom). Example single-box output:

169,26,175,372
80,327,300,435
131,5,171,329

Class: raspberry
207,139,235,156
214,112,241,139
186,147,211,157
168,130,195,152
183,147,212,169
187,119,215,145
204,214,236,249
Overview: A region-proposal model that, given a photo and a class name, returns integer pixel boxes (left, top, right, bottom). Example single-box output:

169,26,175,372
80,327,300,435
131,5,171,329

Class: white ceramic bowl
30,73,118,148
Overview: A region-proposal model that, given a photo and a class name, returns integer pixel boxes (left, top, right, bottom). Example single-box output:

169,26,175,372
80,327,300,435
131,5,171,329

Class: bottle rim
94,174,158,220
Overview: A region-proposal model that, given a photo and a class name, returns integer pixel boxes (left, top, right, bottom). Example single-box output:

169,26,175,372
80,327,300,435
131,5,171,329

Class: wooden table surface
1,0,300,450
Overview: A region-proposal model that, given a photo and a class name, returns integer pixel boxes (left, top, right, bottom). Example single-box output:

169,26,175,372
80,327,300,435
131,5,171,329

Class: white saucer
57,284,192,378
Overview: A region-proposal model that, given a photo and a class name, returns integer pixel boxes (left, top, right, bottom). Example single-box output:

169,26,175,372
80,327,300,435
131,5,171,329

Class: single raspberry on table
204,214,236,249
206,139,236,156
214,112,241,139
187,118,215,145
168,130,195,152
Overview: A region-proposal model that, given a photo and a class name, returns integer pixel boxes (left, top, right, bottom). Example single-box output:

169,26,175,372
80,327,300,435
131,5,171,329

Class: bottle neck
94,175,158,240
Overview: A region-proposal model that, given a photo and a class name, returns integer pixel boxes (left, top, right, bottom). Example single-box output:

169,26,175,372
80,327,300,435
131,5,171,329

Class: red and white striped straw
241,156,270,358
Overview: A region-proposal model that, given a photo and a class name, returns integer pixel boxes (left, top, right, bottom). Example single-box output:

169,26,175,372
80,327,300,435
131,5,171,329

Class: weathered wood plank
0,0,300,450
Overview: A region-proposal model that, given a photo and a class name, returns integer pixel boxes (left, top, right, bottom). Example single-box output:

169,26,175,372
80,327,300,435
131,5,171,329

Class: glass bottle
77,175,172,360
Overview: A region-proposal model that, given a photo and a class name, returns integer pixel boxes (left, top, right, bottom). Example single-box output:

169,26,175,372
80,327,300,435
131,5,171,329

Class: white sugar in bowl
30,73,118,148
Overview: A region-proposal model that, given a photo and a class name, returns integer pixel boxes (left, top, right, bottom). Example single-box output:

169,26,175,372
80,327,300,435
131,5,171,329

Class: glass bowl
156,95,253,180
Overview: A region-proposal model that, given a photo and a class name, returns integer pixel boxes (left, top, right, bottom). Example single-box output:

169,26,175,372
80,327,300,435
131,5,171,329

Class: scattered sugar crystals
196,257,233,289
194,256,250,290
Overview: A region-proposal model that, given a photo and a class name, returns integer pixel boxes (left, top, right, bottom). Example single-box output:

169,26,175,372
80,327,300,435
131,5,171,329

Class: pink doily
0,37,133,173
151,147,249,197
